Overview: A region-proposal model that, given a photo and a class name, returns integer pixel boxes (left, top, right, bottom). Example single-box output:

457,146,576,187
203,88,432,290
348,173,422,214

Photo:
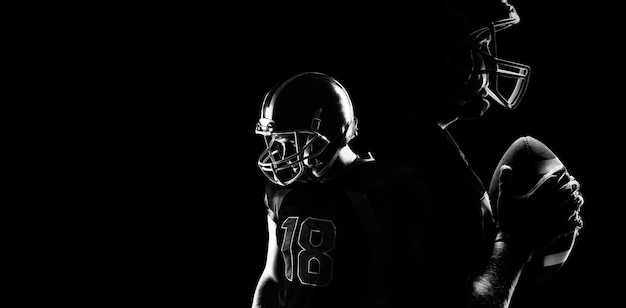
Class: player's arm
251,213,282,308
467,232,532,308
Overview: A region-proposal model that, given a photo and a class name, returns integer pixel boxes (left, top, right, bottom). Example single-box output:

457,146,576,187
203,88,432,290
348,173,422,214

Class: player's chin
459,96,491,119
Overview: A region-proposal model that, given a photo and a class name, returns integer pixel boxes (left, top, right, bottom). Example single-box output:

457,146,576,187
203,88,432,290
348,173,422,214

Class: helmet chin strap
310,118,357,179
312,144,357,180
311,153,339,178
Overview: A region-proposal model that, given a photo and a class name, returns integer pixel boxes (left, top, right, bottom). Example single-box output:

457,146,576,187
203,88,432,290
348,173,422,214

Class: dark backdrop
58,1,623,307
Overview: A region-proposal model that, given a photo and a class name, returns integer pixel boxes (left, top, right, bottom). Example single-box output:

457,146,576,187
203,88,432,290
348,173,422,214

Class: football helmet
354,0,530,112
255,72,358,186
451,0,530,110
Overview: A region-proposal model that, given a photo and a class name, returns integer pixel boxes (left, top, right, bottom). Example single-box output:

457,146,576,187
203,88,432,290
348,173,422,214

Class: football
488,136,579,283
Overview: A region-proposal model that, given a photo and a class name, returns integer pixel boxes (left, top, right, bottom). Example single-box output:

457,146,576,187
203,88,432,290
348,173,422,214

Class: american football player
345,0,585,307
251,72,421,308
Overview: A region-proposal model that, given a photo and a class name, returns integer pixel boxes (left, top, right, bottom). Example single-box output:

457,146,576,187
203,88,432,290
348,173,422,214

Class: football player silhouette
251,72,419,308
348,1,585,307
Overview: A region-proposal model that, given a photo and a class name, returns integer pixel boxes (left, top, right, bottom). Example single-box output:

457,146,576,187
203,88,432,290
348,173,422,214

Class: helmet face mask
257,128,331,186
465,16,530,110
445,6,530,111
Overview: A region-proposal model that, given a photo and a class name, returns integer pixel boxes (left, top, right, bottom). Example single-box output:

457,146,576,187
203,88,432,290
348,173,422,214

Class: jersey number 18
280,216,336,287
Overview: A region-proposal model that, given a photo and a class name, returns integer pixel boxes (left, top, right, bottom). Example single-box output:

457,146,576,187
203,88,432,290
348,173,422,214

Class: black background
43,1,623,306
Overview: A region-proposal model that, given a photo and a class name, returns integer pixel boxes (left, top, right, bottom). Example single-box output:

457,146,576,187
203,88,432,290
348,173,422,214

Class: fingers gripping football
496,164,584,245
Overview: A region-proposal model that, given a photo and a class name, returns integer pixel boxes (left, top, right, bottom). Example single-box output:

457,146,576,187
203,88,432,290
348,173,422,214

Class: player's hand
495,164,584,251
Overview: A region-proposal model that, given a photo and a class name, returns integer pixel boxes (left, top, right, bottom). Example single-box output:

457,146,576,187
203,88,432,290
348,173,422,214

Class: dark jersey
366,118,496,307
264,158,417,308
265,120,496,308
